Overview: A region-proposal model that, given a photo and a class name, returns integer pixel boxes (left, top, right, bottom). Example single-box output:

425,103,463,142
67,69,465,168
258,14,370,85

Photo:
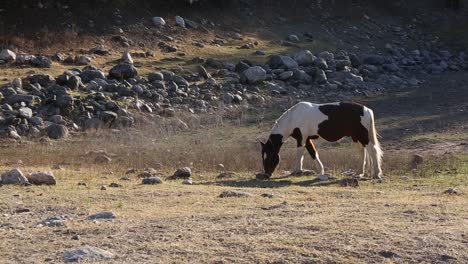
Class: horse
260,101,383,180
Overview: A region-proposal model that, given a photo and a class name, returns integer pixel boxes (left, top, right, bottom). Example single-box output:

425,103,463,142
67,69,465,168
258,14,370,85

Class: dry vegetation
0,115,467,263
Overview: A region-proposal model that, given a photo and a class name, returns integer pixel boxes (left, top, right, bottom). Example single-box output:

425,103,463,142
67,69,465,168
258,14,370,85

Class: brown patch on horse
318,102,369,146
305,137,318,159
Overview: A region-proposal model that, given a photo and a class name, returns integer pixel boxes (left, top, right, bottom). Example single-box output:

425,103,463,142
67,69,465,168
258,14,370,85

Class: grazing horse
261,101,383,179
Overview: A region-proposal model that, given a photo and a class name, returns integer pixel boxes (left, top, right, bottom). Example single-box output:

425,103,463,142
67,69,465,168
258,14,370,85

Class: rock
12,78,22,88
67,76,82,90
173,167,192,178
31,56,52,68
219,190,253,198
46,124,69,139
317,174,330,181
400,176,410,181
18,107,33,119
197,65,211,79
242,66,266,84
261,193,284,198
318,51,334,62
90,44,111,55
267,55,299,70
148,72,164,82
49,115,64,124
86,212,116,220
109,64,138,79
0,49,16,63
294,50,316,66
142,176,162,185
80,70,105,82
278,71,293,80
183,178,193,185
122,52,133,64
315,69,327,83
26,171,56,185
109,183,122,188
6,94,35,105
1,169,30,185
63,246,114,263
76,55,92,65
175,16,186,27
39,215,68,227
444,188,458,195
152,17,166,26
288,34,300,42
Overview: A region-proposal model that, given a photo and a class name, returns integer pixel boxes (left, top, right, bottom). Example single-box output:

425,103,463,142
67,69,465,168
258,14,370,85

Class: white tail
367,108,383,178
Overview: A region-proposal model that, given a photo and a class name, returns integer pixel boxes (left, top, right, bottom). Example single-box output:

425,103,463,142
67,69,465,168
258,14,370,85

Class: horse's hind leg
306,138,325,175
357,144,368,178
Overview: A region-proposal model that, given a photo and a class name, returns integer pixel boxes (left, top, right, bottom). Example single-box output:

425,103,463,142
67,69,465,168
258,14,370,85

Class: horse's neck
270,110,293,140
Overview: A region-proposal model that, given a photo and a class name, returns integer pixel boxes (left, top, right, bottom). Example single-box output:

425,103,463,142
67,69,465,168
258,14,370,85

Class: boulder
173,167,192,178
63,246,114,263
242,66,266,84
267,55,299,70
142,176,162,185
46,124,69,139
27,172,56,185
109,64,138,79
31,56,52,68
122,52,133,64
0,49,16,63
1,169,29,185
175,16,186,27
152,17,166,26
293,50,316,66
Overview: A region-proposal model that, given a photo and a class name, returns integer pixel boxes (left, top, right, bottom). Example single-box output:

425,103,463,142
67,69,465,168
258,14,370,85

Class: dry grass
0,120,467,263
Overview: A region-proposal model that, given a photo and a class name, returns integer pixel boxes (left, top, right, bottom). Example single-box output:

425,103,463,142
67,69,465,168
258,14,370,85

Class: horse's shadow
200,176,341,189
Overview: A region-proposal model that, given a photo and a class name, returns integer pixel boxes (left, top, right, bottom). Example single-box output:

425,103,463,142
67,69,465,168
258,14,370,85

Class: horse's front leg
293,147,305,174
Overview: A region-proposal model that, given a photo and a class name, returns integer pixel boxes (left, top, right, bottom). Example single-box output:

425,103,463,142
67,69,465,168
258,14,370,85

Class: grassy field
0,121,467,263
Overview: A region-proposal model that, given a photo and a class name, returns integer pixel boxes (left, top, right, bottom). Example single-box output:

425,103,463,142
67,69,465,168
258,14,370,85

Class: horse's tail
368,108,383,168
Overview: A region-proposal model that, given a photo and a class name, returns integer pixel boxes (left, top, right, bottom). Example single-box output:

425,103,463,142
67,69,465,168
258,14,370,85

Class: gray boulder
1,169,29,185
242,66,266,84
175,16,186,27
173,167,192,178
31,56,52,68
362,54,385,65
152,17,166,26
63,246,114,263
39,215,69,227
142,176,162,185
122,52,133,64
109,64,138,79
46,124,69,139
318,51,334,62
0,49,16,63
27,171,56,185
293,50,316,66
267,55,299,70
18,107,33,119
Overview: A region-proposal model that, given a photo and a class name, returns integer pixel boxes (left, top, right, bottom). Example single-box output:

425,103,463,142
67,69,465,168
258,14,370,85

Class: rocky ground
1,2,468,263
1,3,467,142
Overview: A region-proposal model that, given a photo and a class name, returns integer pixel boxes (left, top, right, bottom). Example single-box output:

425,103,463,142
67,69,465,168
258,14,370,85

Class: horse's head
260,134,283,177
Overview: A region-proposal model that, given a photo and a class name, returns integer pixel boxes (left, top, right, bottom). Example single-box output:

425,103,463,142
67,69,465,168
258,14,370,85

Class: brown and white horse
261,101,383,179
